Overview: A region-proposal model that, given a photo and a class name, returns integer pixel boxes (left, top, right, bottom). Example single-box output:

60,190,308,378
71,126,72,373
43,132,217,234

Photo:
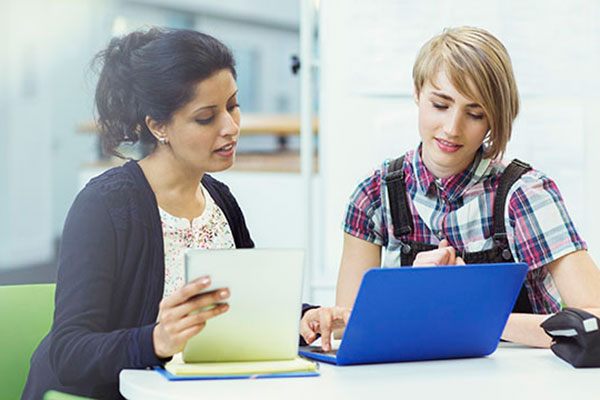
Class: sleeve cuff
136,323,172,367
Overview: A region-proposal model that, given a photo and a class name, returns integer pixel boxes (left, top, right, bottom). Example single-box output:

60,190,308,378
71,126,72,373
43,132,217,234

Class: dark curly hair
92,27,236,157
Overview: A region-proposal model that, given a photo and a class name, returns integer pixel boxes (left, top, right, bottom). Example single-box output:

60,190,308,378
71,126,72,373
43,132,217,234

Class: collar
411,144,491,202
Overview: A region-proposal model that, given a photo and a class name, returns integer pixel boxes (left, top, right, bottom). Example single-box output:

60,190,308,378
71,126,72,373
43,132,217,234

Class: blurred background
0,0,311,282
1,0,599,305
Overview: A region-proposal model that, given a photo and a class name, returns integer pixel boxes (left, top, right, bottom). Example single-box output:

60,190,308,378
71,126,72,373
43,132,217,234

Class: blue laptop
299,263,528,365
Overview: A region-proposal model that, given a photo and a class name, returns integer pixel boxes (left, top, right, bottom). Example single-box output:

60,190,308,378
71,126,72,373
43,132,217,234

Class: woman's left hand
413,239,466,267
153,276,230,358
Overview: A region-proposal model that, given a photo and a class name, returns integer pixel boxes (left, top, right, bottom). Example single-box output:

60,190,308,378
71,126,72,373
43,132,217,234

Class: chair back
0,284,55,400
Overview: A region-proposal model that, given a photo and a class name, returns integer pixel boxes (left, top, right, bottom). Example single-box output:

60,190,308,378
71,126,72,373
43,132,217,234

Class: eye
432,102,448,110
227,103,240,112
468,113,484,120
196,116,214,125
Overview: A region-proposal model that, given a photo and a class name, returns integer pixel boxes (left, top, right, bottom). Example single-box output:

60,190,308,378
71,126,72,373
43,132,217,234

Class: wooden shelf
231,152,318,173
77,113,318,136
82,152,318,174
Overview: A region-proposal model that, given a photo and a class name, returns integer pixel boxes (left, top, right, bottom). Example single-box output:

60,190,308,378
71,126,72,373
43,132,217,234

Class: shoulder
201,174,241,216
202,174,254,248
201,174,232,196
503,163,570,227
506,165,561,203
84,160,146,197
354,150,415,200
349,162,386,209
75,160,156,230
201,174,238,211
483,158,560,205
347,152,411,212
379,150,415,180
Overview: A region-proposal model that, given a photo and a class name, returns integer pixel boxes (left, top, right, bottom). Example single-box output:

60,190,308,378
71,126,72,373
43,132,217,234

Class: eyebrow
191,90,239,113
431,91,481,108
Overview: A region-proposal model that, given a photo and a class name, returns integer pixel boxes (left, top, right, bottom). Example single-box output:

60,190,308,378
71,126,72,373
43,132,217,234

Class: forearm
502,308,600,348
501,313,553,348
51,323,162,385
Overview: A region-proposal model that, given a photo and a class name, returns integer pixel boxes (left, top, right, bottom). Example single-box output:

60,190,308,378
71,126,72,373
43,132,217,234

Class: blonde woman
300,26,600,351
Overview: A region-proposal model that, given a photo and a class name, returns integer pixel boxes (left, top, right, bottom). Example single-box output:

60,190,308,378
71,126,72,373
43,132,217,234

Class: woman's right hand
152,276,230,358
300,306,351,352
413,239,466,267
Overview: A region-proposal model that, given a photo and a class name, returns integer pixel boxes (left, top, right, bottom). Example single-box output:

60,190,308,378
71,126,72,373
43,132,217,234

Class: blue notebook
156,354,319,380
299,263,528,365
155,367,319,381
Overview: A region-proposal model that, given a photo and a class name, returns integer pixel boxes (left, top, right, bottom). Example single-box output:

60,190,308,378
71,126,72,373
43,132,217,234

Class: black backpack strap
493,159,532,247
384,156,413,238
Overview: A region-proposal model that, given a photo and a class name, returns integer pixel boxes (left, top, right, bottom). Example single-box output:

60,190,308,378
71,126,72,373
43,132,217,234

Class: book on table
156,353,319,380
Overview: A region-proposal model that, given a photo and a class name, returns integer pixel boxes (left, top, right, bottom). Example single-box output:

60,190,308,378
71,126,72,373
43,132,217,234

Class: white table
120,343,598,400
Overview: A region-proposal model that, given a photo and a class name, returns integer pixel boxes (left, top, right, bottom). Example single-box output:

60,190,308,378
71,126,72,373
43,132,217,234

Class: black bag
541,308,600,368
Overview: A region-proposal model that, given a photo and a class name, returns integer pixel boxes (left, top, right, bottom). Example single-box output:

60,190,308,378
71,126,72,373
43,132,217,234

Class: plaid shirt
343,145,586,314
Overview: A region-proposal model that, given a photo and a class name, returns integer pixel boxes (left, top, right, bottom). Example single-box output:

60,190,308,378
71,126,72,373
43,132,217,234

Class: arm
336,233,382,307
300,234,380,351
49,188,156,385
501,250,600,347
49,186,227,386
300,168,385,350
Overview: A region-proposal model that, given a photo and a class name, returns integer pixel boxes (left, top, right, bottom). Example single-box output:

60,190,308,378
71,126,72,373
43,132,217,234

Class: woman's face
415,69,490,179
160,68,240,174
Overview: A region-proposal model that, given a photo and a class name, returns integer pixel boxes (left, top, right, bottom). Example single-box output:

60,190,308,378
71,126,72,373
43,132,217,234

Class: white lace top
160,184,235,298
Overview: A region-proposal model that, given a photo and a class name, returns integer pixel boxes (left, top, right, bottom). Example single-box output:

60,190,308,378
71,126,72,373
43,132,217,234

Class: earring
158,136,168,145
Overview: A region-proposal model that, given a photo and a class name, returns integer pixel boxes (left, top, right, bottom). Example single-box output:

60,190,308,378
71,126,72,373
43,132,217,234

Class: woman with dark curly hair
23,28,255,399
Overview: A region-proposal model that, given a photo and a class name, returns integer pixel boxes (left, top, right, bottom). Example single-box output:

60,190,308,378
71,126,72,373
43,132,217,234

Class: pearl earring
158,137,168,145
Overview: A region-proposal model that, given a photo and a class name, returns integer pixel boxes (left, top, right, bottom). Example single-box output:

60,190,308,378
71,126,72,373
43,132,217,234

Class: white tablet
182,248,304,362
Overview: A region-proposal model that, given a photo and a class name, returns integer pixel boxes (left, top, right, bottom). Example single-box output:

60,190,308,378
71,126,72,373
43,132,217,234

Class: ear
145,115,168,142
413,86,420,105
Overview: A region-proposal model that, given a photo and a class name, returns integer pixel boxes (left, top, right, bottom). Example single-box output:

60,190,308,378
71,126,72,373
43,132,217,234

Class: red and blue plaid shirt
343,145,586,314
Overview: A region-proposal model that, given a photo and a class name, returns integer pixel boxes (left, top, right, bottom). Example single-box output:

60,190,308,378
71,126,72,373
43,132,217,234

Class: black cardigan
23,161,255,399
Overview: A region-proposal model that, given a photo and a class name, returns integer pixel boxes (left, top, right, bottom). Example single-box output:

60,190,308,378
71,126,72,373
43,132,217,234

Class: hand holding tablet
153,276,231,358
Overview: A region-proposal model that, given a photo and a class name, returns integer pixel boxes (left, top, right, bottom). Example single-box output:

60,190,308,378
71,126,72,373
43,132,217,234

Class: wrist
152,324,169,359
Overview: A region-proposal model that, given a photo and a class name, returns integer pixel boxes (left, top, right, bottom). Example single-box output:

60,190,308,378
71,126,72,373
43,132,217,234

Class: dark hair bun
93,28,236,157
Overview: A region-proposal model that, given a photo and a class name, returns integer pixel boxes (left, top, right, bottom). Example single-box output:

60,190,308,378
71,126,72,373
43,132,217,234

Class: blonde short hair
412,27,519,159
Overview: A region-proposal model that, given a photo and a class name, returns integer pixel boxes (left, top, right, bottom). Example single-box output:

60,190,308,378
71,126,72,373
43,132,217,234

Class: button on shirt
343,144,586,314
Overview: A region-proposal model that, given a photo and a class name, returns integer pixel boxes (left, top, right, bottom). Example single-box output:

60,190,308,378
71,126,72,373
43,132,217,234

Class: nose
219,111,240,137
443,109,462,137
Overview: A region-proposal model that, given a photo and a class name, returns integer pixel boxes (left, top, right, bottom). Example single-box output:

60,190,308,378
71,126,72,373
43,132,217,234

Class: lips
216,143,234,152
435,138,462,153
214,142,236,157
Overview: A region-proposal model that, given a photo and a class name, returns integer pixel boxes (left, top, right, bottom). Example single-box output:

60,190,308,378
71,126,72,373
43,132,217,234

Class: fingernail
200,276,210,285
218,289,229,299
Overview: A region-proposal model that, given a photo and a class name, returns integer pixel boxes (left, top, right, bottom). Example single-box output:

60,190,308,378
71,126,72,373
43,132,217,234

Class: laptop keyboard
308,347,338,356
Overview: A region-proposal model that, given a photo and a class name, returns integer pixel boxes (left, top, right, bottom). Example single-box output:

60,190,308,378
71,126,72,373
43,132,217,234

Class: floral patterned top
160,184,235,298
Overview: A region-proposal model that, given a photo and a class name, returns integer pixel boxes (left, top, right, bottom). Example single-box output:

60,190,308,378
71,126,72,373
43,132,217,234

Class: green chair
0,284,55,400
43,390,93,400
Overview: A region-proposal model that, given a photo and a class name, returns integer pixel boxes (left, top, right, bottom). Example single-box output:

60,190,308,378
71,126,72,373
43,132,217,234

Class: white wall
317,0,600,302
194,15,300,114
1,0,56,269
1,0,203,271
48,0,116,240
128,0,299,29
212,171,322,303
0,1,9,266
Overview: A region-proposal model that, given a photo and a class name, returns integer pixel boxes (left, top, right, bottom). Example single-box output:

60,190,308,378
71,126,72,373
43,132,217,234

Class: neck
420,148,476,180
138,149,204,202
422,158,467,179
